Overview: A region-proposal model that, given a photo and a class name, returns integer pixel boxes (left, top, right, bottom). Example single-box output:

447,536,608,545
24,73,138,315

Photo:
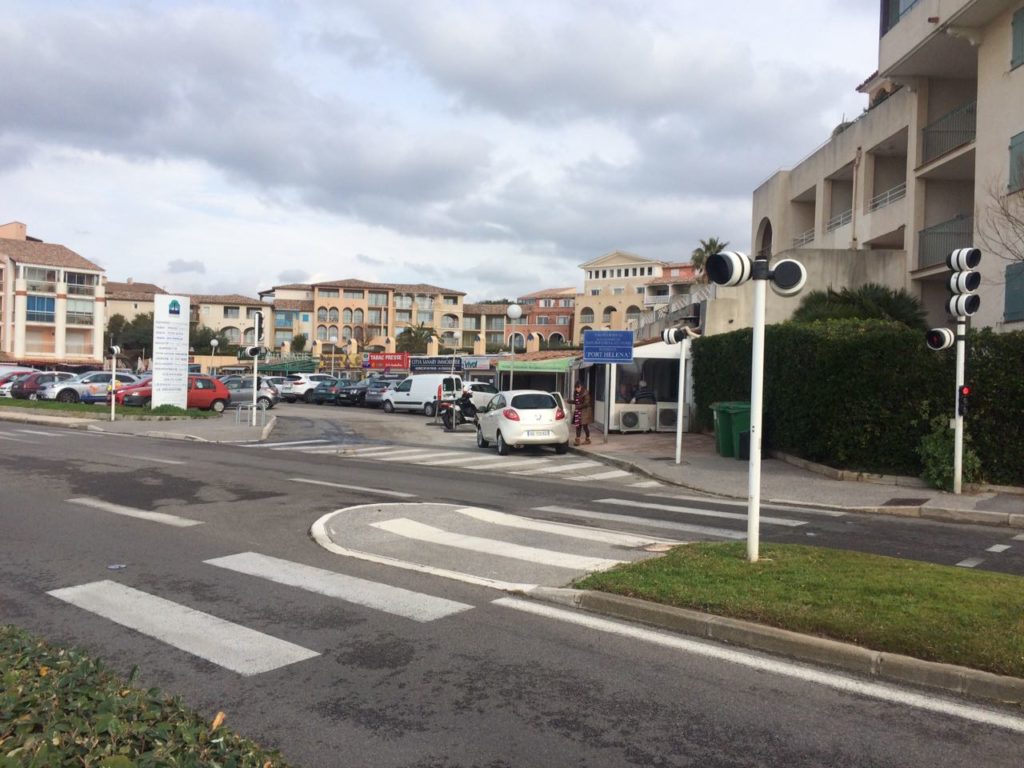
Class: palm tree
791,283,926,330
691,237,729,282
396,323,437,353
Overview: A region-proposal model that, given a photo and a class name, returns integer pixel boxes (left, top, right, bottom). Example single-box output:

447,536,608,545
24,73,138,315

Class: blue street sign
582,330,634,363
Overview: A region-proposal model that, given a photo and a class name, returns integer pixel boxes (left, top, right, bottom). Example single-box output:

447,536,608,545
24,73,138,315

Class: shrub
918,415,983,490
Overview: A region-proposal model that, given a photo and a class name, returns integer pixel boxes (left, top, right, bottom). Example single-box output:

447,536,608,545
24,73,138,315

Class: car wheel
56,389,79,403
315,399,323,406
211,399,226,413
383,401,395,413
497,431,509,456
476,428,489,449
28,393,38,401
555,441,568,455
303,390,314,403
423,402,435,417
258,397,273,410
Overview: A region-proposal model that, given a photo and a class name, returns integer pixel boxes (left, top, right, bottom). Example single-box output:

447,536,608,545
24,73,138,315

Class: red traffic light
959,385,971,397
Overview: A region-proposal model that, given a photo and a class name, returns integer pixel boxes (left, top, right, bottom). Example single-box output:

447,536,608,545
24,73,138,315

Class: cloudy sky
1,0,879,302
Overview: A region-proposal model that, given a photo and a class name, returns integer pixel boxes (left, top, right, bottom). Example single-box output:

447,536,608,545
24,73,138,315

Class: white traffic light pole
747,270,768,561
953,315,966,494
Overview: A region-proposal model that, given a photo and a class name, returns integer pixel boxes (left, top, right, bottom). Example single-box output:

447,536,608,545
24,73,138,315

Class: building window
23,267,57,293
353,309,364,324
223,326,241,344
246,306,260,318
317,307,328,322
636,286,644,294
397,310,412,323
369,291,389,307
590,288,601,296
1010,131,1024,192
65,272,97,295
26,296,55,322
328,308,339,322
343,289,364,299
417,310,433,324
444,295,459,306
557,316,570,325
66,299,94,326
328,325,339,342
316,325,328,341
1005,262,1024,322
561,298,574,308
613,287,624,295
223,306,240,319
580,308,595,324
1013,8,1024,69
536,315,550,325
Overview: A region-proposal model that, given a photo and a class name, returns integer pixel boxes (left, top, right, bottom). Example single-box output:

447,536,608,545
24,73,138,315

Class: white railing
868,182,907,212
793,227,815,247
645,294,670,305
26,280,57,293
826,208,852,232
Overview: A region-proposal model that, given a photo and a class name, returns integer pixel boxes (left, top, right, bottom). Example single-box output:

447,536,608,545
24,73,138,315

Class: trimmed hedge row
690,320,1024,485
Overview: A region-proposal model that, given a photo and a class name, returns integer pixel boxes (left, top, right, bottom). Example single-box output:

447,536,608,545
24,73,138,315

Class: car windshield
510,393,557,410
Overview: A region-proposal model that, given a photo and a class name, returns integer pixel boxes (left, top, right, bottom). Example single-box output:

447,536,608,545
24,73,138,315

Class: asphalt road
1,412,1023,768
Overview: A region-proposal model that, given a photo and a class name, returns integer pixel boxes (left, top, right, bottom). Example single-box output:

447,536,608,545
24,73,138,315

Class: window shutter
1013,8,1024,69
1005,262,1024,323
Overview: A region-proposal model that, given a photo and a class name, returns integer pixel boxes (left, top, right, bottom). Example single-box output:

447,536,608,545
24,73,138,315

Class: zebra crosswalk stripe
456,507,682,546
534,505,745,540
595,498,806,527
568,469,631,481
511,460,600,476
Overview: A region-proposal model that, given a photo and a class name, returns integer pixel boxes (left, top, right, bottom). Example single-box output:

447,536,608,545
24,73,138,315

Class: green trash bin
710,402,736,458
726,402,752,461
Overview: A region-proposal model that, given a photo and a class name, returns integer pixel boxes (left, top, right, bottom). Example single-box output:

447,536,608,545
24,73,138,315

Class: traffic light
958,384,971,417
245,346,261,358
253,310,265,343
705,251,753,287
769,259,807,297
108,345,121,356
946,247,981,317
925,327,955,351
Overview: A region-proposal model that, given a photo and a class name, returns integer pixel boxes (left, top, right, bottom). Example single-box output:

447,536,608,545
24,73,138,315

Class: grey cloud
167,259,206,274
277,269,310,283
356,253,386,265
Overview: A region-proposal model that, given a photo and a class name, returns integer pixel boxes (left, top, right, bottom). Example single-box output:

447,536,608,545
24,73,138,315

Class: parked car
382,374,464,415
221,376,280,409
0,370,37,397
311,379,354,405
337,379,370,406
464,380,499,411
476,390,570,455
117,375,231,411
279,373,337,403
10,371,77,400
38,371,140,404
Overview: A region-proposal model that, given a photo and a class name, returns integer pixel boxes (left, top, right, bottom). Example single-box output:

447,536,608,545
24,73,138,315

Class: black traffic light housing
925,327,955,351
253,310,265,343
957,385,971,417
946,248,982,317
245,346,261,358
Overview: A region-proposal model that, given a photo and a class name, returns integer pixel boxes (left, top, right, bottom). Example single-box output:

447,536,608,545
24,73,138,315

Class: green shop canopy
496,357,575,373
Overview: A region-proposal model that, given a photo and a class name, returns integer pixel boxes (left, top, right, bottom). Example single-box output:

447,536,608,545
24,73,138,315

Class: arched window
354,309,364,324
625,305,642,325
342,308,352,323
328,308,339,323
602,306,617,324
222,326,241,344
580,307,595,323
317,307,328,322
316,325,328,341
328,325,338,342
342,326,352,340
353,326,364,342
243,328,254,345
548,333,565,347
756,217,774,259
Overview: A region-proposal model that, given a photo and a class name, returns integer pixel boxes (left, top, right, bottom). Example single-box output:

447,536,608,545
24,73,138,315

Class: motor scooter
441,390,479,431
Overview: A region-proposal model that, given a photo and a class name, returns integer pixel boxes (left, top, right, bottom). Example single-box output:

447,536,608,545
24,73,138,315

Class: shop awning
496,357,575,373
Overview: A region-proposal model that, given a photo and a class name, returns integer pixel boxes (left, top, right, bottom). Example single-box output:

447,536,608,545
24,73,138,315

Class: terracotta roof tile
464,302,513,315
272,299,314,311
517,287,576,299
188,294,264,306
105,281,168,301
0,238,103,272
315,278,465,295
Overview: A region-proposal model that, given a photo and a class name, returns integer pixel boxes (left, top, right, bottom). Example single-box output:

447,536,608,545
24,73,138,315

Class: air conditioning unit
656,404,679,432
618,407,651,433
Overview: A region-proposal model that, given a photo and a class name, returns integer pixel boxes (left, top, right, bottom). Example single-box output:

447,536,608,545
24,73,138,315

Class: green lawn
576,542,1024,678
0,398,215,419
0,625,293,767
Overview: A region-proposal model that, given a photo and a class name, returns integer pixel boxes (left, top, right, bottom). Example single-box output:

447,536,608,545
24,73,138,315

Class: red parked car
116,375,231,412
10,371,76,399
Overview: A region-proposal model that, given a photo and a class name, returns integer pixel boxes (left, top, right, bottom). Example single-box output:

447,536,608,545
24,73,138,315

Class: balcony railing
66,312,94,326
25,341,56,354
793,227,815,247
26,280,57,293
67,284,96,296
26,312,55,323
645,294,670,305
65,343,94,355
918,214,973,269
826,209,853,232
922,102,977,165
868,182,907,212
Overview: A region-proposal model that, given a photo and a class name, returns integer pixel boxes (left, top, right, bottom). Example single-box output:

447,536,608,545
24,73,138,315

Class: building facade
105,279,167,324
573,251,673,343
514,287,576,348
189,294,265,346
0,222,105,365
738,0,1024,333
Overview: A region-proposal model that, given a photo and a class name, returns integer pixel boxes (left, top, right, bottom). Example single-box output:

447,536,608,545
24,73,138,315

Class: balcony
918,214,973,269
921,102,976,165
25,341,56,354
793,227,815,247
826,209,853,232
67,284,96,296
26,280,57,293
869,182,907,212
66,312,94,326
645,294,670,306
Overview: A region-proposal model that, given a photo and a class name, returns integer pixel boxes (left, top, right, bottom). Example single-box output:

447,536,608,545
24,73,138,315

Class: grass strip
0,399,214,419
575,542,1024,678
0,625,293,767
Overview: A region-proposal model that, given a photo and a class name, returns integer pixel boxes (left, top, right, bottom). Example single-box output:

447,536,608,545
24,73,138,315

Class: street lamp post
506,303,522,390
209,339,218,375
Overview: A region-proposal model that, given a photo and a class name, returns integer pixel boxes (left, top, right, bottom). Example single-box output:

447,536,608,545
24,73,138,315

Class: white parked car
476,390,570,455
463,380,499,410
279,373,336,403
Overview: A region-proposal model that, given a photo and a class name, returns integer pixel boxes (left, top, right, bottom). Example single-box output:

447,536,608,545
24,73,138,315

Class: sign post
583,330,634,444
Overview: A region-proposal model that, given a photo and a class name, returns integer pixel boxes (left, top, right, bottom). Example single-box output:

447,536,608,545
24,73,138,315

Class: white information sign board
151,295,190,409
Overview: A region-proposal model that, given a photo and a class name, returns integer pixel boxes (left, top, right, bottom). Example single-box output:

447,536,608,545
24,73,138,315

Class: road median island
574,542,1024,682
0,399,216,420
0,624,295,767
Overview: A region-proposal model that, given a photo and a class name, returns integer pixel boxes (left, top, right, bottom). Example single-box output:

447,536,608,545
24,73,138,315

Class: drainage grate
881,498,929,506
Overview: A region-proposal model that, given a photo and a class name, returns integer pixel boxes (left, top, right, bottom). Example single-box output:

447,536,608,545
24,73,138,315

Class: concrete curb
0,411,96,430
528,588,1024,708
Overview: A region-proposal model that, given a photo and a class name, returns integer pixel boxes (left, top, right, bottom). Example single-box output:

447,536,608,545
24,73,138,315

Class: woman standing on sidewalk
572,381,593,445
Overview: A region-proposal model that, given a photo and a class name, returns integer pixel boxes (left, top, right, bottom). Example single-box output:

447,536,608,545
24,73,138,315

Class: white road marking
645,491,847,518
512,460,600,476
986,544,1011,553
260,438,331,448
568,469,632,482
369,448,437,461
67,497,202,528
630,480,663,488
596,498,806,527
535,505,745,540
288,444,348,454
404,452,477,466
371,518,623,571
457,507,682,547
469,457,556,470
956,557,985,568
16,429,63,436
0,434,29,442
345,445,398,456
1014,533,1024,541
110,454,186,465
47,580,318,676
289,477,416,499
205,552,471,622
494,597,1024,734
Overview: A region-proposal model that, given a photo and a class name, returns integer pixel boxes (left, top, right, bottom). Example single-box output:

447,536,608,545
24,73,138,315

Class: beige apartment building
515,287,576,348
0,222,106,365
723,0,1024,334
189,294,265,346
105,279,167,323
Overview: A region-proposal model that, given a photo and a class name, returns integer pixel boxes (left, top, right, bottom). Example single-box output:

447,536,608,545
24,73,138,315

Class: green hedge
691,320,1024,485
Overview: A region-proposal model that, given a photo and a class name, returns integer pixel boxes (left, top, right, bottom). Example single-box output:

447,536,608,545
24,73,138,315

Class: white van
382,374,463,416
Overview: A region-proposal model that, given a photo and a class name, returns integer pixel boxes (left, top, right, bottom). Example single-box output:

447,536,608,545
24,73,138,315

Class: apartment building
189,294,265,346
462,302,512,352
0,222,105,365
515,287,576,348
105,279,167,323
573,251,673,343
733,0,1024,333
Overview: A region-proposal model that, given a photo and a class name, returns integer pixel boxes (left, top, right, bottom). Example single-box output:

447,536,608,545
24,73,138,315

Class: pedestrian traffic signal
108,345,121,356
245,346,261,358
946,247,982,317
769,259,807,297
706,251,753,287
958,384,971,417
253,311,265,343
925,327,955,351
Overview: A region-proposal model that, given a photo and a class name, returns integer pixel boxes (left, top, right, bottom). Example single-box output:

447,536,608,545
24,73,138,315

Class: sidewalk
572,428,1024,528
